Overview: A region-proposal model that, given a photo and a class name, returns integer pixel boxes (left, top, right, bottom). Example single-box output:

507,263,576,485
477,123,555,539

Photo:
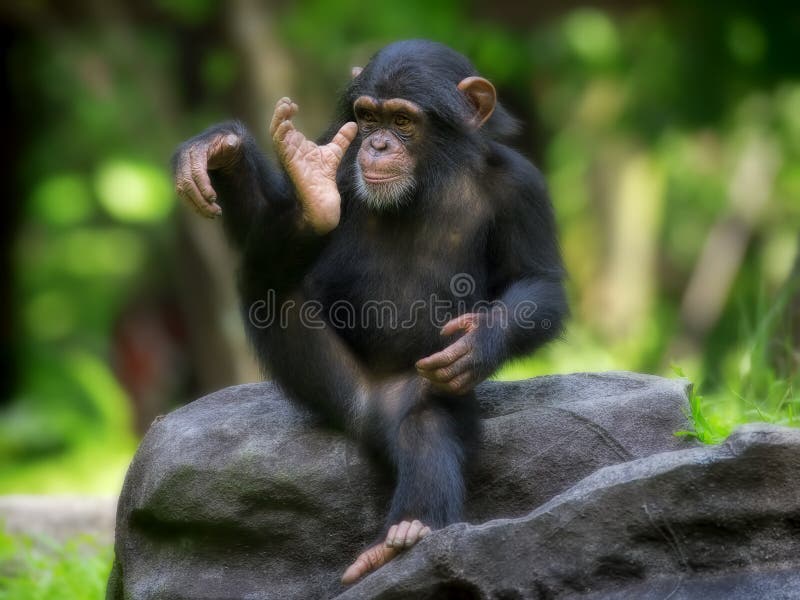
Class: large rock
341,424,800,600
108,372,695,600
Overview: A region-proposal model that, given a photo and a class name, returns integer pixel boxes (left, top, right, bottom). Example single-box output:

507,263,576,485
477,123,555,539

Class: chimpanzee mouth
355,164,415,209
362,173,404,184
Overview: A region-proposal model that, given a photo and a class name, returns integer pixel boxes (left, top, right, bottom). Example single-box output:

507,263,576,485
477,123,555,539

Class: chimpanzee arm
488,154,569,358
172,120,298,252
175,121,336,294
174,99,357,291
209,99,369,429
210,124,298,248
493,277,567,356
416,149,568,394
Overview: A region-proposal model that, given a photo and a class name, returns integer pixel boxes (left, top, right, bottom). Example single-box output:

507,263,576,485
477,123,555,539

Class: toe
392,521,412,548
385,523,398,547
405,520,424,546
341,542,399,585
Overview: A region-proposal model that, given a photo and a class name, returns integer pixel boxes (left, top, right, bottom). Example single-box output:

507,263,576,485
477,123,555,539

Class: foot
270,97,358,234
341,520,431,585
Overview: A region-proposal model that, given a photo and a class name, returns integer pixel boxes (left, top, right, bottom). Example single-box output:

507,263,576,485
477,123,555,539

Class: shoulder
482,142,552,217
481,144,564,279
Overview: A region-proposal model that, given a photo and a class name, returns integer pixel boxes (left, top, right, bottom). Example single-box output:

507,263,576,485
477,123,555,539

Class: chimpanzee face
353,95,423,210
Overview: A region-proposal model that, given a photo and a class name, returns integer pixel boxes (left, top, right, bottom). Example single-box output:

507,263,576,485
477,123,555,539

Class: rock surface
341,424,800,600
108,372,696,599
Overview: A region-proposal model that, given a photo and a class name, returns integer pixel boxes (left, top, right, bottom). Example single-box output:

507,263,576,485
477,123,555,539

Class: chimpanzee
173,39,567,584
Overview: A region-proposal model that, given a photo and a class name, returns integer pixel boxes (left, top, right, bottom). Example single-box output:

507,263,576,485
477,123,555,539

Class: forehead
353,95,423,115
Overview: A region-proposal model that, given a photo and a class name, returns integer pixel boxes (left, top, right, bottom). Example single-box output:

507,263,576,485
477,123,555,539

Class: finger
269,97,294,137
273,119,296,145
440,313,476,337
390,521,412,548
177,174,214,218
421,353,473,384
188,147,219,211
420,525,432,539
269,105,284,138
327,122,358,159
177,180,203,217
432,370,478,396
415,337,471,371
207,133,241,171
176,160,204,209
453,370,480,394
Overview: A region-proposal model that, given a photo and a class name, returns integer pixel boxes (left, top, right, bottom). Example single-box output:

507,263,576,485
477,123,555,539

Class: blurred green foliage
1,0,798,496
0,526,111,599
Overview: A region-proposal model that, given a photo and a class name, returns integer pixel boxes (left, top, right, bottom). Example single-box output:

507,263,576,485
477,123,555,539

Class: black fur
174,40,568,533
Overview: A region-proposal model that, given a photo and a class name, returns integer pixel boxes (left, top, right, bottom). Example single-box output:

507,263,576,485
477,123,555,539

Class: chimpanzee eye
360,111,377,123
394,114,410,127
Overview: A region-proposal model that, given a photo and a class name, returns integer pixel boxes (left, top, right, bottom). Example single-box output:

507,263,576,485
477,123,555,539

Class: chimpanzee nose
370,136,389,151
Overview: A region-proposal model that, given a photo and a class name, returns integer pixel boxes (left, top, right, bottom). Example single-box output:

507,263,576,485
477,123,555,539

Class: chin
355,164,415,210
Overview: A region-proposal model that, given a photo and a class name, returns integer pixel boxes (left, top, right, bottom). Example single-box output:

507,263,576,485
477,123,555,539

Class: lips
362,173,403,184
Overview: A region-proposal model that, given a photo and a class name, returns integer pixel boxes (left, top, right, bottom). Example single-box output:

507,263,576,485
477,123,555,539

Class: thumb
327,122,358,160
440,313,477,337
207,133,242,170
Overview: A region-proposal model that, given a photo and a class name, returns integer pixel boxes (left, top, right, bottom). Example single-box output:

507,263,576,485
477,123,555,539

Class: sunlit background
0,0,798,595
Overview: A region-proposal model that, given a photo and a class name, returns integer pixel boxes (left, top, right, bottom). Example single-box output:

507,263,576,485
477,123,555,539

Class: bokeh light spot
563,9,620,67
30,174,93,226
95,160,172,223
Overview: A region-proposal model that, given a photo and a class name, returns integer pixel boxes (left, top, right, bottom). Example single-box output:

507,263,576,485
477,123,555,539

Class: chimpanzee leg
384,393,478,530
341,388,478,584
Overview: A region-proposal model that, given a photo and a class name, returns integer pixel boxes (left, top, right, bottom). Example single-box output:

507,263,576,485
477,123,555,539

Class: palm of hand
279,133,344,200
271,97,358,234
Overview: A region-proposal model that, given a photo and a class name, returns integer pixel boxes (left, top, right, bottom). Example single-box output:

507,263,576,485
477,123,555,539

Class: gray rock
340,424,800,600
108,372,694,600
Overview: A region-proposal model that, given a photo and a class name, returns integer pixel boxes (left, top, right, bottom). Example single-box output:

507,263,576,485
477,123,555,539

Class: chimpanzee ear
351,66,363,78
457,76,496,128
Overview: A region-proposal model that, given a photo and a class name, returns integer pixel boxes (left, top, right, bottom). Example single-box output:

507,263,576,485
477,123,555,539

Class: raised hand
174,131,243,218
270,97,358,234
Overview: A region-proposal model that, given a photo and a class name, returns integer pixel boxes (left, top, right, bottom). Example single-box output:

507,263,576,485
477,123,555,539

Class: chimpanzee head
339,40,517,210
